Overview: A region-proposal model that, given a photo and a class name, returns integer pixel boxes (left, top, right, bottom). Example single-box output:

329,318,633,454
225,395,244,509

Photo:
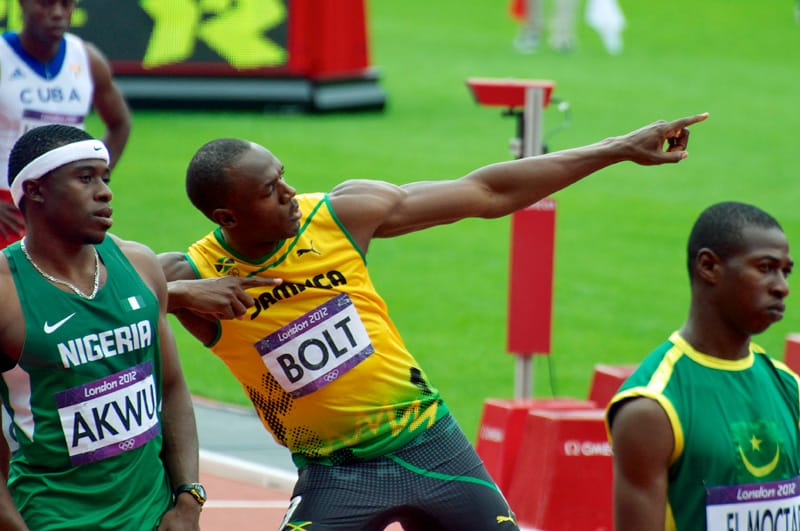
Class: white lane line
204,500,289,509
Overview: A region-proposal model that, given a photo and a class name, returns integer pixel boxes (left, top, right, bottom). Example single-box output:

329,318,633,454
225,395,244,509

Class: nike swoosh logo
93,145,103,151
43,313,76,334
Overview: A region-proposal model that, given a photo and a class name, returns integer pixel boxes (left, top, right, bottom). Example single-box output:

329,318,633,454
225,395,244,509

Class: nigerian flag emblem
731,420,783,481
215,257,236,274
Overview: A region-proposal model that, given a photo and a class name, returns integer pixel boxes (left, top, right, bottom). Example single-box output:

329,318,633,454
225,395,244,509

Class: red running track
199,471,403,530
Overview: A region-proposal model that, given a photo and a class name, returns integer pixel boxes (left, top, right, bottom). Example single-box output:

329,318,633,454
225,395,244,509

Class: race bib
20,108,83,136
706,477,800,530
55,360,160,465
255,293,374,397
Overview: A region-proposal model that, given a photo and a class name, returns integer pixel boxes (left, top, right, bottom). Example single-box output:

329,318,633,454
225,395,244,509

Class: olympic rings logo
118,438,137,451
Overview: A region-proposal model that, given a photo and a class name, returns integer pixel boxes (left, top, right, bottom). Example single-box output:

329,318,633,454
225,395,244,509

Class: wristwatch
174,482,207,507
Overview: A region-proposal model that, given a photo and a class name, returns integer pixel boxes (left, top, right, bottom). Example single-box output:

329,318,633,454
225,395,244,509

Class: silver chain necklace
20,237,100,300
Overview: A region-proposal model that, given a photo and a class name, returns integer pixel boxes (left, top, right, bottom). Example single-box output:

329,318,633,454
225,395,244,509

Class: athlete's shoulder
188,228,222,252
107,233,152,255
629,336,682,375
63,32,86,48
0,249,12,293
0,246,22,367
0,30,15,45
298,192,327,210
0,31,20,56
607,336,681,411
299,192,325,201
106,234,160,276
63,33,95,66
761,353,800,386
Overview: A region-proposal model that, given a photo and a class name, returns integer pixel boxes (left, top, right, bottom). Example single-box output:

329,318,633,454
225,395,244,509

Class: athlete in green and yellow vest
187,193,449,466
607,332,800,531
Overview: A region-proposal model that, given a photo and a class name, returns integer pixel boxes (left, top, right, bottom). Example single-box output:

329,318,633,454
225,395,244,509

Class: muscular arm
154,309,203,529
609,397,674,531
113,238,201,529
0,261,31,529
0,256,24,368
332,113,708,252
86,42,131,169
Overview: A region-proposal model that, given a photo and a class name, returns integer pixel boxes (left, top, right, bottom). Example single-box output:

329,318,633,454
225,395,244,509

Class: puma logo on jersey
44,313,76,334
497,513,517,525
296,241,321,257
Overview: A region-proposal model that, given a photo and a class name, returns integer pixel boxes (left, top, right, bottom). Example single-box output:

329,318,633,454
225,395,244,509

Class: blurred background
6,0,797,442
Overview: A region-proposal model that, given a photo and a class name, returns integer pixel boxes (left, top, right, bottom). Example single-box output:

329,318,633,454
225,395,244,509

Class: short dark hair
686,201,782,276
185,138,251,218
8,124,93,188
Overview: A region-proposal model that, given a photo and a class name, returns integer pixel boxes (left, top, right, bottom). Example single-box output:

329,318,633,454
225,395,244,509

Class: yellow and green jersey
607,332,800,531
187,193,448,467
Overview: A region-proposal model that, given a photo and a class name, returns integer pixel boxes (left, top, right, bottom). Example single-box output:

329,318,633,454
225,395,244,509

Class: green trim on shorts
386,454,501,493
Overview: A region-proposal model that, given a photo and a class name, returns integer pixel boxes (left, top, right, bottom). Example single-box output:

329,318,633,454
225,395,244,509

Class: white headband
10,139,110,207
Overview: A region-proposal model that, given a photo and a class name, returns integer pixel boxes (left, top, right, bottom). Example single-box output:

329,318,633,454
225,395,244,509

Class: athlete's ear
695,248,722,285
22,179,45,205
212,208,237,228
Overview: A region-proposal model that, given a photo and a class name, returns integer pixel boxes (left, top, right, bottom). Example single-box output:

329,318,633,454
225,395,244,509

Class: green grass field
90,0,800,442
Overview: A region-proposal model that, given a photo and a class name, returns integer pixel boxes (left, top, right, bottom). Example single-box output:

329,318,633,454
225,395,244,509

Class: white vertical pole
523,86,545,158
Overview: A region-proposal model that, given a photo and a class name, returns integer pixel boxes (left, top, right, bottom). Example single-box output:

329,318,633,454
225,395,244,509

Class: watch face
193,484,207,501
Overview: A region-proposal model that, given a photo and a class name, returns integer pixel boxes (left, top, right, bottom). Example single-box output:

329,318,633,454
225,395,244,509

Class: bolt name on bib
255,293,374,397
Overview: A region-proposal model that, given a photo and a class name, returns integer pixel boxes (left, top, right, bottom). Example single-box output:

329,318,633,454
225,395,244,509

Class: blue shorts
279,414,520,530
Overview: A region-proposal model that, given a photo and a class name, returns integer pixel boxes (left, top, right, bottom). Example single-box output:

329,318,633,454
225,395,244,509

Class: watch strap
174,482,207,506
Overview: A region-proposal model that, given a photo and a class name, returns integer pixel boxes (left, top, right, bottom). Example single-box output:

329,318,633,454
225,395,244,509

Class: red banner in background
506,198,556,355
28,0,372,80
0,0,386,110
509,0,526,21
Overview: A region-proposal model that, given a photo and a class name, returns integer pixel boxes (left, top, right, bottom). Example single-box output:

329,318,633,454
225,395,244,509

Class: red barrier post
466,78,557,398
784,334,800,374
587,364,637,409
507,199,556,356
507,409,614,530
475,397,597,493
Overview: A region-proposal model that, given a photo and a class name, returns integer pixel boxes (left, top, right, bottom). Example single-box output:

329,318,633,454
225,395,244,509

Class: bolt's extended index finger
239,276,283,287
670,112,709,130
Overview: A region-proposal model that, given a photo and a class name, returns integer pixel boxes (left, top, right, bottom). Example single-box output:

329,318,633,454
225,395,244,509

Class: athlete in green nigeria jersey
0,125,202,530
2,237,172,529
606,202,798,531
